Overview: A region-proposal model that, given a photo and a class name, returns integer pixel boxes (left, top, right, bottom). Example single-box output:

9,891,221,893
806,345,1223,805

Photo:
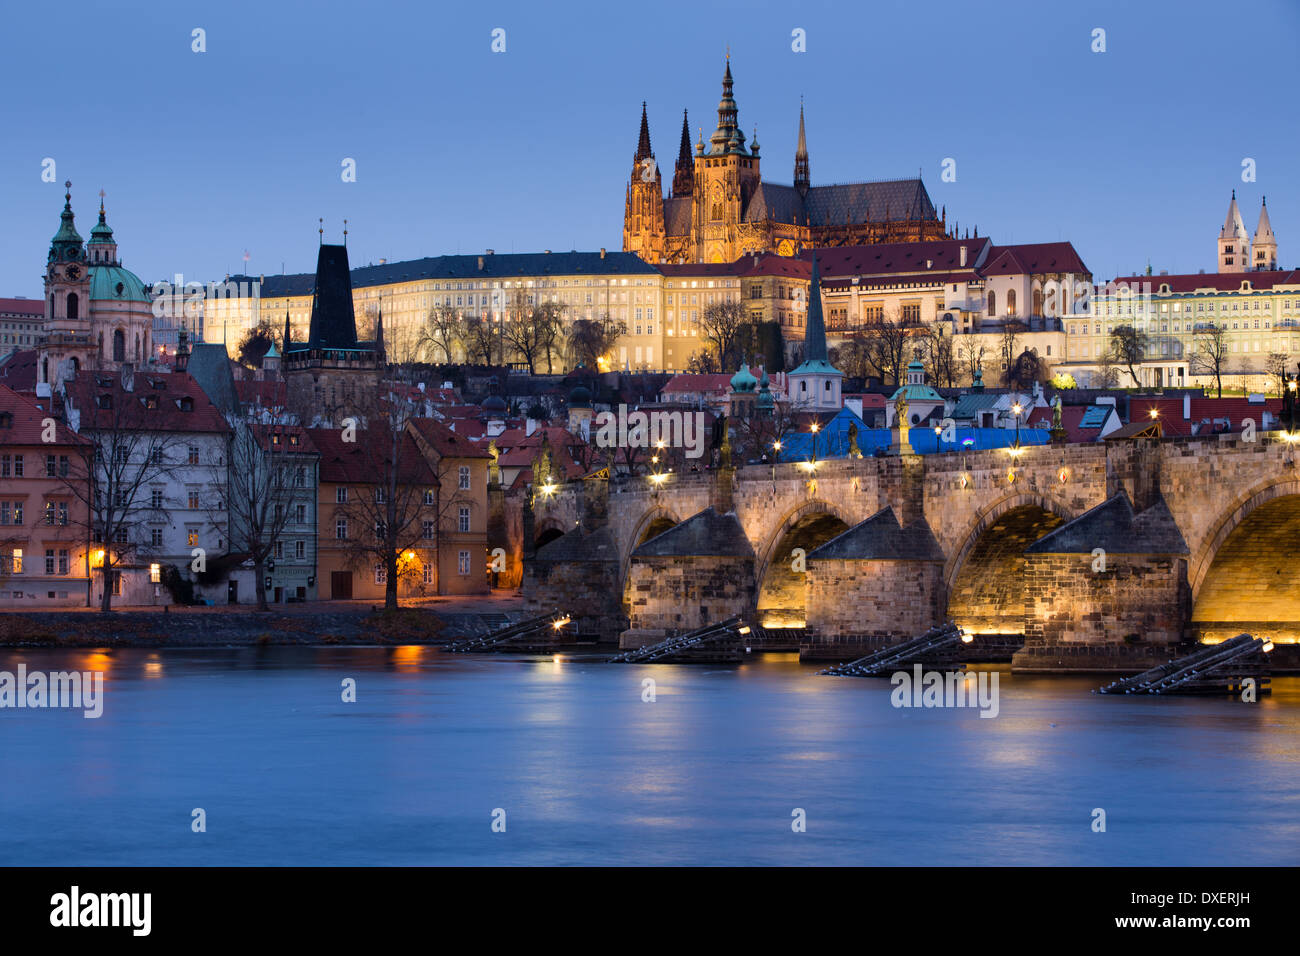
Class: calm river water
1,647,1297,866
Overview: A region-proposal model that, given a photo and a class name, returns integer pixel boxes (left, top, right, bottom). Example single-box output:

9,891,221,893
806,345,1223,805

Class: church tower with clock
40,181,95,393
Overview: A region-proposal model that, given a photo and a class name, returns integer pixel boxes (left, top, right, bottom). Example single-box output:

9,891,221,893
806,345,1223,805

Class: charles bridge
516,434,1300,671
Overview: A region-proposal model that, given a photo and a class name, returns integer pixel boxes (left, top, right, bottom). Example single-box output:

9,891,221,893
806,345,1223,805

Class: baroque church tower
41,181,94,392
39,184,154,392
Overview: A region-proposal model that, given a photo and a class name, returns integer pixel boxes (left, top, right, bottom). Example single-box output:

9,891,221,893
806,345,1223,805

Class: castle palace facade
623,60,951,265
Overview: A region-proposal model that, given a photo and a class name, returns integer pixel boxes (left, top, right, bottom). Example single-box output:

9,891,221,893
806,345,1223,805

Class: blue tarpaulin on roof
776,410,1050,461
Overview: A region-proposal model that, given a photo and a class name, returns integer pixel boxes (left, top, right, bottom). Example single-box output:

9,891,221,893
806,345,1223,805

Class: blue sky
1,0,1297,296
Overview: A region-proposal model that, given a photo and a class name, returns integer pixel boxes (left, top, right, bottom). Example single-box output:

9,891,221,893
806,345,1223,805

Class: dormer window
142,395,159,410
96,394,113,409
178,397,194,412
0,412,12,428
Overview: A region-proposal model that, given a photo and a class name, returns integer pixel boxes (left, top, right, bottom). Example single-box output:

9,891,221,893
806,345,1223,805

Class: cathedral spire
794,99,810,197
635,101,652,163
672,109,694,197
710,57,745,154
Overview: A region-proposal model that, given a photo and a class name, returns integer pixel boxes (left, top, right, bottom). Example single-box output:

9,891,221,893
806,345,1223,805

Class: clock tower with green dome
39,181,94,393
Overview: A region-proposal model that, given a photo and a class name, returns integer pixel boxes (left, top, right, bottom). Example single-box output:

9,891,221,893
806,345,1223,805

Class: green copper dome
89,264,151,304
730,362,758,393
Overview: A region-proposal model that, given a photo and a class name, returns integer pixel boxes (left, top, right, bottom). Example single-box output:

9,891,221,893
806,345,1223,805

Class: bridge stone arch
1189,476,1300,603
618,505,686,603
942,491,1079,589
754,499,854,627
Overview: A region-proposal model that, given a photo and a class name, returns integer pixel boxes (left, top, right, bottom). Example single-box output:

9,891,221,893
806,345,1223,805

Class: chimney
120,363,135,393
526,417,538,436
1183,393,1191,421
959,246,968,267
599,248,606,259
544,249,551,255
486,249,494,256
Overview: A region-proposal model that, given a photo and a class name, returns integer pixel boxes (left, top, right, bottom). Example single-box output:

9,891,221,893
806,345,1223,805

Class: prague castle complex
623,59,949,264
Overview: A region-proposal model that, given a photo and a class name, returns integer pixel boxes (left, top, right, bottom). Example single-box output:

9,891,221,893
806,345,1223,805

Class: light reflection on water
0,646,1297,866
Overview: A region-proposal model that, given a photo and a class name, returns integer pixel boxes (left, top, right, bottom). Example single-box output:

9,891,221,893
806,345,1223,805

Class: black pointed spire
283,306,292,354
672,109,694,197
804,252,828,362
794,99,810,197
307,242,359,350
635,101,652,162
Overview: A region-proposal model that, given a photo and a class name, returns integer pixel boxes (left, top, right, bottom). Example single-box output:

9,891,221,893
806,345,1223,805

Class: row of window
1,549,69,575
335,508,471,540
373,550,472,583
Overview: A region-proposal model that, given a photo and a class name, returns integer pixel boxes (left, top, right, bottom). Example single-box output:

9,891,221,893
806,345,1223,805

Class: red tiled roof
409,417,491,458
0,298,43,317
980,242,1090,277
1105,270,1300,294
64,370,231,433
0,383,88,446
803,238,994,277
304,427,436,485
0,349,38,392
661,367,763,395
249,423,316,453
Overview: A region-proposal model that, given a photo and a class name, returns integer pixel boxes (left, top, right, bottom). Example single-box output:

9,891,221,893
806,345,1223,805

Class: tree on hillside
956,336,987,386
1108,324,1149,387
236,319,278,369
1192,322,1230,398
923,322,956,388
568,313,627,371
1267,350,1291,396
417,304,462,364
700,300,748,371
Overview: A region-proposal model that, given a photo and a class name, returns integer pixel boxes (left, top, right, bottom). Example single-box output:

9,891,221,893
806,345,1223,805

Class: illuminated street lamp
1010,401,1023,451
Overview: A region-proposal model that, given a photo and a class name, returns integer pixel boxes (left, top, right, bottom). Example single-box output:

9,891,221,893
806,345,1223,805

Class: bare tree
1192,322,1230,398
700,300,748,370
460,315,497,366
1108,324,1148,387
223,419,316,610
1268,350,1290,396
418,304,462,364
501,290,565,373
956,336,987,386
568,312,626,371
685,349,720,374
998,318,1028,385
855,310,920,386
924,322,956,388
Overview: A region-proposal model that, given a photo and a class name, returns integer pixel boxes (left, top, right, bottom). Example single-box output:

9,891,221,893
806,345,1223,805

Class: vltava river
1,647,1297,865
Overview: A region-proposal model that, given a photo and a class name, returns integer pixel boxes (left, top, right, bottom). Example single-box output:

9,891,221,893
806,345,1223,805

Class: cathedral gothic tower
691,58,763,263
622,102,666,263
671,110,694,198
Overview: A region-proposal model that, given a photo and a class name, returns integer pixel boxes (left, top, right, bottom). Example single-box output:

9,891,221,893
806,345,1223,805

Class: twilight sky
1,0,1297,296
